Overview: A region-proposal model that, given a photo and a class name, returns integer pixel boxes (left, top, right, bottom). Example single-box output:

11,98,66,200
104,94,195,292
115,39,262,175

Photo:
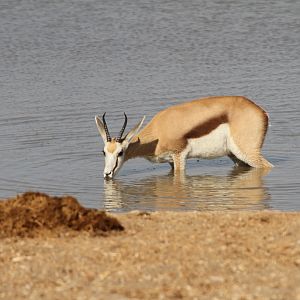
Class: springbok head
95,113,145,179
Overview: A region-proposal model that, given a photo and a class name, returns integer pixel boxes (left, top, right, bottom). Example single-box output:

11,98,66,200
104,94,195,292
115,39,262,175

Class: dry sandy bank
0,193,300,300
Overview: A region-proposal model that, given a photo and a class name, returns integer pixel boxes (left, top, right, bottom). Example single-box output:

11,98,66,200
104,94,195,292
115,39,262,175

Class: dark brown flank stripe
183,114,228,139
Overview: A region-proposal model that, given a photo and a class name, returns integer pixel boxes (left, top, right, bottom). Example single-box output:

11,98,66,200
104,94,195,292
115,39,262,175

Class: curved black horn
102,112,112,142
116,113,127,142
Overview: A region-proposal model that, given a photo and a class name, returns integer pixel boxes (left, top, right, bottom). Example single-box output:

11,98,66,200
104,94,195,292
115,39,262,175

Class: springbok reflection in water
103,167,271,211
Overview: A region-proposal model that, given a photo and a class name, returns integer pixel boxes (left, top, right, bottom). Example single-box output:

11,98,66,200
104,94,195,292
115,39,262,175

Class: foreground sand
0,193,300,299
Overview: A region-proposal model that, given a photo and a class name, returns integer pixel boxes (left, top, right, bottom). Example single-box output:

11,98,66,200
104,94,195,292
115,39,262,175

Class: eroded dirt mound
0,192,124,238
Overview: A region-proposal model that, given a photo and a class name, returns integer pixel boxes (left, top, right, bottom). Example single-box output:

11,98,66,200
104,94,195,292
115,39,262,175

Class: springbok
95,96,273,179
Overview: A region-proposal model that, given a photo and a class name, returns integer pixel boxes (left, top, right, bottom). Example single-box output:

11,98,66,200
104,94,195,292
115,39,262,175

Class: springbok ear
125,116,146,143
95,116,107,143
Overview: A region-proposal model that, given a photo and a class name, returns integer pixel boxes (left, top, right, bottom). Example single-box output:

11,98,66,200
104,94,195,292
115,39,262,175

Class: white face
102,140,128,179
95,115,145,179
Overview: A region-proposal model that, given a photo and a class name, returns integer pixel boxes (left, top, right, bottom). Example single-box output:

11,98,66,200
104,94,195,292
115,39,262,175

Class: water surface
0,0,299,211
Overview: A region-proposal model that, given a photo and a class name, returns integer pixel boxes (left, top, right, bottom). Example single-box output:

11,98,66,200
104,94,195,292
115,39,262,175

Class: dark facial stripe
183,114,228,139
112,157,119,175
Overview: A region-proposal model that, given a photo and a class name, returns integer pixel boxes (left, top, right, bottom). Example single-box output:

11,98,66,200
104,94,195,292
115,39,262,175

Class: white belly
146,153,173,163
144,124,231,164
187,123,230,159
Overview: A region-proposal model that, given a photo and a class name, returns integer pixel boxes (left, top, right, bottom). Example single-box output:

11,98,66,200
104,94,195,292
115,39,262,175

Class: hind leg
228,102,274,168
246,154,273,168
228,138,273,168
228,153,250,168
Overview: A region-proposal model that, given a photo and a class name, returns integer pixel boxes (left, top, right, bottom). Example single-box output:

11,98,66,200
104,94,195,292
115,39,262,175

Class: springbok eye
118,151,124,157
102,150,106,156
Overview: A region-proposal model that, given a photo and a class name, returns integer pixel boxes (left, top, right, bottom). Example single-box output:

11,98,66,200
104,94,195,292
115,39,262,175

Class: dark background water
0,0,299,211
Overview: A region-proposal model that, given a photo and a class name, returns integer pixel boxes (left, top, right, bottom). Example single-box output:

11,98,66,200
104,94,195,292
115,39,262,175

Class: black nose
104,172,112,178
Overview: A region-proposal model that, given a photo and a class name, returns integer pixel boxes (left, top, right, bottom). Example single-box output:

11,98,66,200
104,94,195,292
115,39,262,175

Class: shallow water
0,0,299,211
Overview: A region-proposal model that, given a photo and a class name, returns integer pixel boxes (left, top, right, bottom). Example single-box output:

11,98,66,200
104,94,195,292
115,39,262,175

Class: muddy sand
0,193,300,300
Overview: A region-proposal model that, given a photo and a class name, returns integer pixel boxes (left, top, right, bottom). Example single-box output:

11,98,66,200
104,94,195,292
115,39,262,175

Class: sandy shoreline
0,193,300,299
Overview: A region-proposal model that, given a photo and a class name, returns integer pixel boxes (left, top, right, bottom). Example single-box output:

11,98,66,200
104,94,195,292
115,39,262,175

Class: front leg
168,161,174,170
172,152,187,174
